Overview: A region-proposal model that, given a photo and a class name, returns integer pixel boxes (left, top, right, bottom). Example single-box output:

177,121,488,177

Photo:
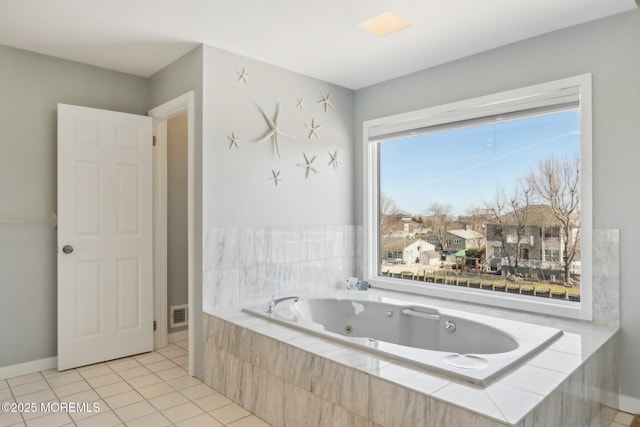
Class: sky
379,109,581,217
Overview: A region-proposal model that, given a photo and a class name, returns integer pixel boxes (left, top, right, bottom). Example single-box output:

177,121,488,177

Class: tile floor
0,341,270,427
0,342,636,427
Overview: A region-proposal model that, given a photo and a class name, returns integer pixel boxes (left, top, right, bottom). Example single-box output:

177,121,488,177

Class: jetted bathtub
244,294,563,385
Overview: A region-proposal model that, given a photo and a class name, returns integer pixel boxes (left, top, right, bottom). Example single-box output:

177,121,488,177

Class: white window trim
363,74,593,321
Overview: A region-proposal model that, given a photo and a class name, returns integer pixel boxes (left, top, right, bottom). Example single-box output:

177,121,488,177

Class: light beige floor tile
134,353,167,365
145,360,177,373
192,393,233,412
0,388,11,401
108,359,141,372
174,340,189,349
149,390,189,410
176,413,223,427
74,411,122,427
24,411,72,427
613,412,634,426
180,383,216,400
157,344,180,354
112,400,157,422
172,355,189,366
11,380,50,397
67,400,106,422
94,381,133,399
86,373,121,388
116,366,151,380
14,389,56,405
53,380,91,398
103,390,144,409
161,348,188,359
124,411,172,427
7,373,43,388
0,379,8,390
166,375,202,390
0,409,24,427
136,382,174,399
78,365,113,379
609,422,628,427
125,373,163,389
156,367,187,381
162,402,204,424
210,403,251,425
45,371,84,388
227,415,272,427
40,369,72,380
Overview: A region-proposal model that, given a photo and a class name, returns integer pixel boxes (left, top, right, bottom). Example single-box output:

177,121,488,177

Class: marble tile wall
592,229,620,329
203,225,357,313
203,312,619,427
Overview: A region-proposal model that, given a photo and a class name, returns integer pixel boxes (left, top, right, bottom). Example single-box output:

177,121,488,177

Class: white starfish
254,103,295,158
296,98,305,110
297,153,318,178
237,68,250,85
227,132,240,149
305,118,321,140
318,91,335,112
269,170,282,187
328,150,341,170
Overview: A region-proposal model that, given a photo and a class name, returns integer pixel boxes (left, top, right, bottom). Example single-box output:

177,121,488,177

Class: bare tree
528,156,580,284
425,203,454,250
379,193,401,246
485,180,533,271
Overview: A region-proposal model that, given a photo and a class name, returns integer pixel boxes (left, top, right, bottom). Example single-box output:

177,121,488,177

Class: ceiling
0,0,635,90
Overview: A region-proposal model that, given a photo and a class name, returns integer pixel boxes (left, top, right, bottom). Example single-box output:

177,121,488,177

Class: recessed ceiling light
359,11,412,38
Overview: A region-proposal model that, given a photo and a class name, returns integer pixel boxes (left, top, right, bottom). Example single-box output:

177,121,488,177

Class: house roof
447,229,484,240
381,238,434,252
487,205,577,227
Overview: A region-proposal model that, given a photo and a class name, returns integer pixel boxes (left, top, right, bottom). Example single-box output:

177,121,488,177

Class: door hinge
153,320,157,331
152,136,156,146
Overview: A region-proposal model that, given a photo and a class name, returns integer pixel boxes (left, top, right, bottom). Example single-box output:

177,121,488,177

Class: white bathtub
244,293,563,385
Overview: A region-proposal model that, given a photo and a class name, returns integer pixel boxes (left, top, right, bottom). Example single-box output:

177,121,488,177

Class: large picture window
363,75,592,320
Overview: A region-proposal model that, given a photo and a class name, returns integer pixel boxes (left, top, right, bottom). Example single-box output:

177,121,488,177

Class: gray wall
149,45,204,378
354,9,640,404
201,45,355,228
167,113,188,333
0,45,149,367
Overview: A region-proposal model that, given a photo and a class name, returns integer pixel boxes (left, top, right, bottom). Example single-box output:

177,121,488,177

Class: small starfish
296,98,305,110
297,153,318,179
227,132,240,149
328,150,341,170
237,68,250,85
254,103,295,158
269,170,282,187
305,118,321,140
318,91,335,112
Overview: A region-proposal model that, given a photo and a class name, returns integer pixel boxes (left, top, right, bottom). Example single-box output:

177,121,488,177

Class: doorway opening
149,92,195,376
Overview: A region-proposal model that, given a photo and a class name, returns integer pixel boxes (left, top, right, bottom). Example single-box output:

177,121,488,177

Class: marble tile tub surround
204,289,619,427
592,229,620,329
203,225,357,313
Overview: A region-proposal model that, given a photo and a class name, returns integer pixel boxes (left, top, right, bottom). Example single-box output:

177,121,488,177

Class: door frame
148,91,195,376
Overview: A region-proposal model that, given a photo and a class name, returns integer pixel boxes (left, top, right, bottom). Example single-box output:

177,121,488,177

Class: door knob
62,245,74,254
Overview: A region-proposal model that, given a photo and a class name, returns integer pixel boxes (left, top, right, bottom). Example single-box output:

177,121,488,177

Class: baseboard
0,357,58,380
619,394,640,414
168,330,188,344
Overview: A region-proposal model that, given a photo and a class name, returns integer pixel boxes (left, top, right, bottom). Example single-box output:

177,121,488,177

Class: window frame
362,74,593,321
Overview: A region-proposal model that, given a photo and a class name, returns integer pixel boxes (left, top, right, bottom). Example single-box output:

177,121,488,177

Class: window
364,75,593,320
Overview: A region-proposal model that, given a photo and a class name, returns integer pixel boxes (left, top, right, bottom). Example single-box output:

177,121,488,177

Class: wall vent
170,304,188,328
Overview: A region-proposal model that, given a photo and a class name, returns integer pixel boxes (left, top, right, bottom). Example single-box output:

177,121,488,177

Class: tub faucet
266,296,299,314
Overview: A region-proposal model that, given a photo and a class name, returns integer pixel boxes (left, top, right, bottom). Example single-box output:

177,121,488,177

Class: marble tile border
203,308,618,427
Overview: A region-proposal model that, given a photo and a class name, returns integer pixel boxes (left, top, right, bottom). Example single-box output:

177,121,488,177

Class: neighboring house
380,238,435,264
423,229,485,250
485,205,580,268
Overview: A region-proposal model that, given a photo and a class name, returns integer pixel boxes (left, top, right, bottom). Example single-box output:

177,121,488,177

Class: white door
57,104,153,370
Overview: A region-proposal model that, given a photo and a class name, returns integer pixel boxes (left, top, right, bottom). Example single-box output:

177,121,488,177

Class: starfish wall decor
318,91,335,112
297,153,318,178
269,170,282,187
237,68,250,85
296,98,305,110
227,132,240,149
254,103,295,158
305,118,321,140
328,150,341,170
